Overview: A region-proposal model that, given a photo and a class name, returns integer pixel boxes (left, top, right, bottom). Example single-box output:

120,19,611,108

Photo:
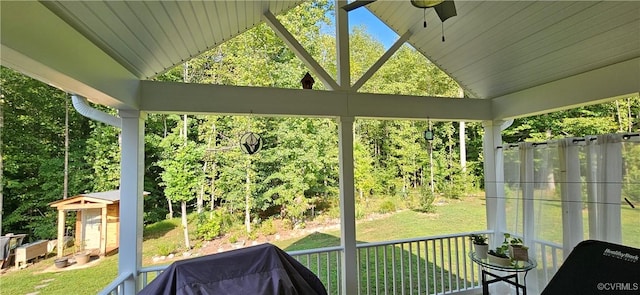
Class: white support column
336,0,350,90
118,110,146,293
482,120,507,246
337,116,357,295
558,139,583,257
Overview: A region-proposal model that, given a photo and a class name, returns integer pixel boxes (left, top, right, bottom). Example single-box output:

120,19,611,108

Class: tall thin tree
0,93,4,235
63,97,69,199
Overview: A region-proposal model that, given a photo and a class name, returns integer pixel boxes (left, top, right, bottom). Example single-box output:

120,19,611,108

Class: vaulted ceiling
1,1,639,121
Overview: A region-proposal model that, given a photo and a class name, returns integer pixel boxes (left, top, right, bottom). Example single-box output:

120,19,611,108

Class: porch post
118,110,145,293
100,206,107,256
57,209,65,258
482,120,508,245
337,116,357,295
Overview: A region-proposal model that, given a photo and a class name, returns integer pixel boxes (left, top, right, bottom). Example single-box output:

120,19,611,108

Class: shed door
82,209,102,249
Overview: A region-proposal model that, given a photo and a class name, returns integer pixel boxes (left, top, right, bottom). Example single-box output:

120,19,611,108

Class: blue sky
349,8,398,49
320,4,399,49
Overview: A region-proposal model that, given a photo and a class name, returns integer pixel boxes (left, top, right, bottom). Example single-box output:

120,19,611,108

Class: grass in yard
1,194,635,294
0,255,118,295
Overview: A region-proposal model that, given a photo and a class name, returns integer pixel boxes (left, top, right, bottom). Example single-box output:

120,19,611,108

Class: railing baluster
326,252,331,295
431,239,437,293
400,242,405,295
374,246,379,295
383,245,388,294
408,242,413,295
541,243,549,282
416,241,421,294
366,247,371,295
392,244,396,294
461,237,468,290
424,240,430,294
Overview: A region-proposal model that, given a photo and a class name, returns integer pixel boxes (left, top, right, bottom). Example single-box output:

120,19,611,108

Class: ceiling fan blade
434,0,457,22
342,0,377,12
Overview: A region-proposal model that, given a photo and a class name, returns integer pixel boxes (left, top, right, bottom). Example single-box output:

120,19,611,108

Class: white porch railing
102,230,569,295
97,271,133,295
531,239,563,284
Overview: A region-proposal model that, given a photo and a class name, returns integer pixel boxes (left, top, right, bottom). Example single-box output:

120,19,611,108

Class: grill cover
140,243,327,295
542,240,639,294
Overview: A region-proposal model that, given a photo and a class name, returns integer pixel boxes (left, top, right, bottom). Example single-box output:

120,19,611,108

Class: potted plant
487,244,511,266
504,234,529,261
469,234,489,259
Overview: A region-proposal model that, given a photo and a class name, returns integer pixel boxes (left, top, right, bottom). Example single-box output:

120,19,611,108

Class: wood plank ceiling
1,1,639,118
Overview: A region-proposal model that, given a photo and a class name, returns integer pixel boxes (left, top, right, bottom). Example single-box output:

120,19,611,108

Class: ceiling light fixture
410,0,444,8
410,0,457,41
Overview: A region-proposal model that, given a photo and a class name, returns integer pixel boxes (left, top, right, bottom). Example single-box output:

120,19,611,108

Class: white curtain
501,133,639,294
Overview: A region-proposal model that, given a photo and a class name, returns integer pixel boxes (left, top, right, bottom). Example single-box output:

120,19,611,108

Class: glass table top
469,251,537,272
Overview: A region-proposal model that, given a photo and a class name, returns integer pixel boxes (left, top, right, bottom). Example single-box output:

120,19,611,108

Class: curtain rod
496,132,640,149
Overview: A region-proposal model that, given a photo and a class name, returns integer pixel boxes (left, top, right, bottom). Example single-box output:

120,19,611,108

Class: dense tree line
1,1,638,242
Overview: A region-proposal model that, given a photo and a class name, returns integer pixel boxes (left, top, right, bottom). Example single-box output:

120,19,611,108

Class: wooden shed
49,190,145,258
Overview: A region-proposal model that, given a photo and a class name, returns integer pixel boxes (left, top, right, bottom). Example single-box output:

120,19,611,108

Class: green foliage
377,199,396,214
260,218,277,236
156,242,176,256
195,212,223,241
1,67,93,240
469,234,488,245
416,186,436,213
159,135,205,203
622,143,640,202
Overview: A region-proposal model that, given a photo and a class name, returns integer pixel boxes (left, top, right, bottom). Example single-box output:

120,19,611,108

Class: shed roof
49,190,149,208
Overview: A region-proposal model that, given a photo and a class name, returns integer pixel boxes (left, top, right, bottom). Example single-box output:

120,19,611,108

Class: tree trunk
458,88,466,172
209,123,217,211
0,94,3,235
181,201,190,249
459,121,466,172
167,199,174,219
616,100,623,131
163,114,173,219
627,98,633,132
63,97,69,199
245,157,251,233
197,123,215,214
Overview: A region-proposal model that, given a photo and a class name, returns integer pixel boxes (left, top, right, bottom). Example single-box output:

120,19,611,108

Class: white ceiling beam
139,81,492,121
491,57,640,120
352,31,412,91
348,93,491,121
0,1,140,109
262,10,340,90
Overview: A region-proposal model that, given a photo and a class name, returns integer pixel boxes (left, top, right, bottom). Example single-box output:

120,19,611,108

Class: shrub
195,212,223,241
156,242,176,256
281,218,293,230
377,199,396,214
260,218,277,236
416,186,436,213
